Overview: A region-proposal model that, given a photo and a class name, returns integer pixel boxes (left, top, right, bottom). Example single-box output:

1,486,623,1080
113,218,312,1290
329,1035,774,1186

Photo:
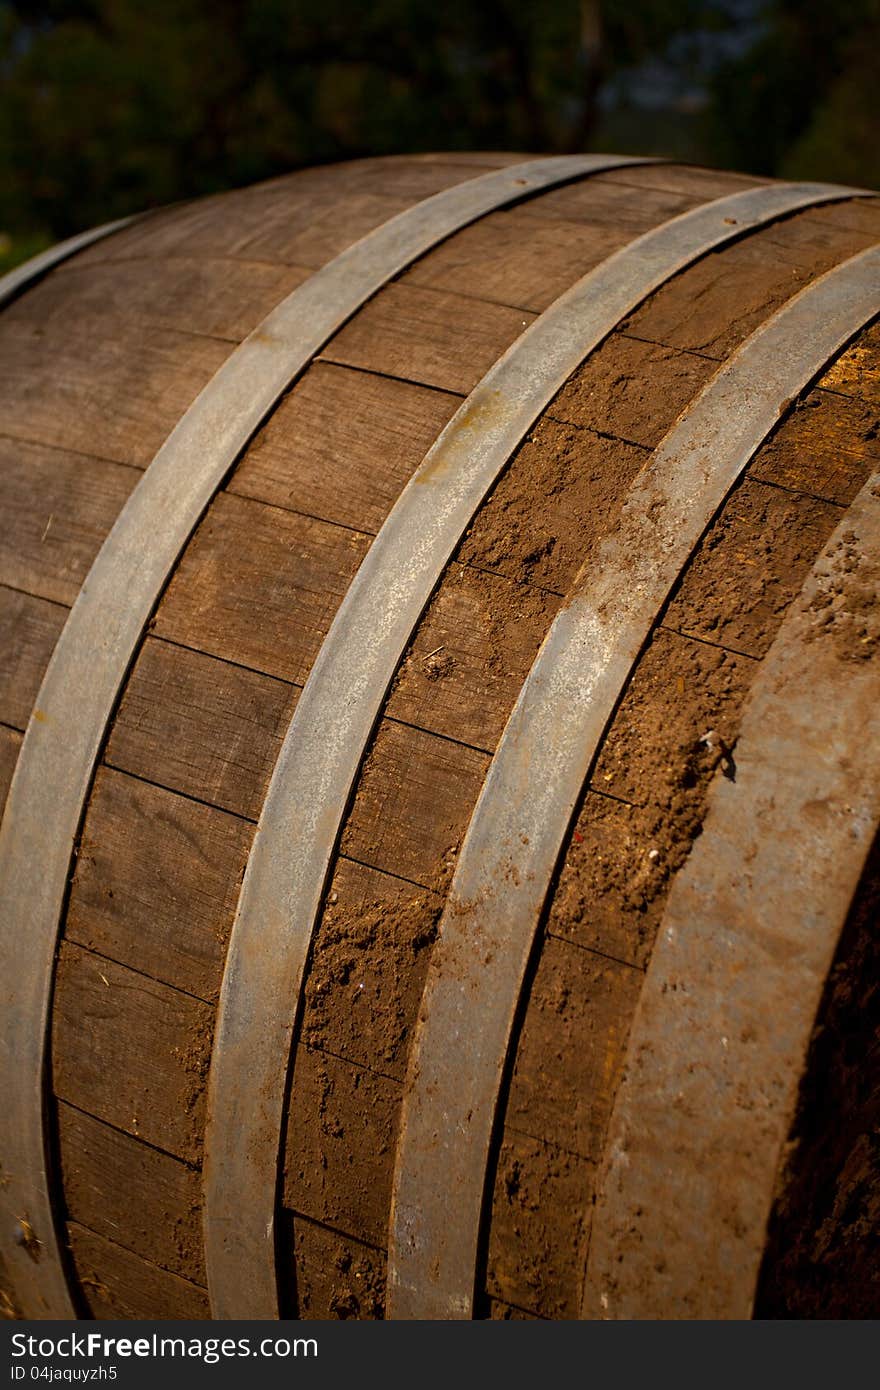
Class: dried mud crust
281,854,459,1315
457,414,648,595
299,861,446,1081
665,479,845,658
805,509,880,663
486,326,880,1317
284,1215,386,1320
484,1130,593,1319
386,561,561,751
755,830,880,1319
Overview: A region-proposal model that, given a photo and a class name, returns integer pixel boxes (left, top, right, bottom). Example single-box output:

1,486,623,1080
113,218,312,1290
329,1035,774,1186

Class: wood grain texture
398,165,758,313
70,157,518,271
52,942,212,1164
58,1104,205,1284
0,436,138,605
0,585,66,728
0,154,872,1321
67,767,252,1002
41,255,312,342
596,163,765,198
623,202,880,360
385,561,561,751
67,1223,210,1320
513,165,739,227
0,305,230,467
340,719,489,886
749,386,880,504
228,362,461,534
154,491,370,683
820,320,880,408
321,283,537,395
401,205,625,312
0,724,21,816
104,637,298,819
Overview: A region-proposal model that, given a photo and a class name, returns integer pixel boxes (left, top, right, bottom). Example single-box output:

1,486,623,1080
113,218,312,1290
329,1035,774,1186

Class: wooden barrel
1,152,878,1322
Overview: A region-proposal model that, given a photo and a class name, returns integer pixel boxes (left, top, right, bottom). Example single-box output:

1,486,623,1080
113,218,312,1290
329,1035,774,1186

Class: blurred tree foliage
0,0,877,265
709,0,880,187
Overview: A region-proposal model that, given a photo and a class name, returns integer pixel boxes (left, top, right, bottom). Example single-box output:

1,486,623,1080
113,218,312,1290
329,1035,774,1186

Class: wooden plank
0,585,66,729
457,416,648,595
725,385,880,507
403,170,763,315
549,331,716,449
803,197,880,236
67,767,252,1003
71,159,511,271
51,941,212,1165
665,478,844,659
104,637,298,820
0,312,229,468
67,1222,209,1320
0,724,21,817
0,436,138,605
0,1249,21,1319
597,163,764,198
283,1045,400,1250
53,255,312,341
340,718,489,887
154,491,370,684
485,1129,594,1319
402,205,627,313
504,936,642,1161
228,362,461,535
321,283,537,395
57,1102,205,1285
283,1213,386,1320
511,170,713,229
226,159,530,268
624,208,880,361
385,561,560,752
300,856,442,1084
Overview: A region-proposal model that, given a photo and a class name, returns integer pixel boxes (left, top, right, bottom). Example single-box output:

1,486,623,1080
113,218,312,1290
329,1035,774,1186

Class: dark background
1,0,878,270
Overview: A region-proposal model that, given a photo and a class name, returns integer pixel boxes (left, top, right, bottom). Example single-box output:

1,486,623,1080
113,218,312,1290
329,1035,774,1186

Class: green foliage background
1,0,878,268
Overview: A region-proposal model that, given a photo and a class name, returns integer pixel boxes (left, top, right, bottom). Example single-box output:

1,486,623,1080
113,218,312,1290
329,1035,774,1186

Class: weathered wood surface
104,637,298,819
67,767,252,1002
0,439,139,606
66,1224,209,1320
0,154,877,1319
154,491,371,684
51,942,212,1164
0,725,21,817
58,1103,205,1284
228,363,461,534
0,586,66,728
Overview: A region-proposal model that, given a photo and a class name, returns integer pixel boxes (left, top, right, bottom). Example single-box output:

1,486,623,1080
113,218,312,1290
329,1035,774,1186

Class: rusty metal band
0,217,137,310
203,181,870,1322
0,154,641,1320
582,460,880,1320
387,243,880,1320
